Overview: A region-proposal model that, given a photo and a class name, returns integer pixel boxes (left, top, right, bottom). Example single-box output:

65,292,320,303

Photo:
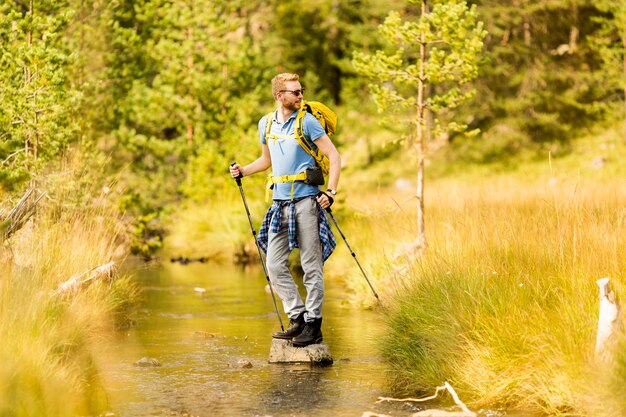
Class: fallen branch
376,381,476,417
1,187,47,240
54,261,117,296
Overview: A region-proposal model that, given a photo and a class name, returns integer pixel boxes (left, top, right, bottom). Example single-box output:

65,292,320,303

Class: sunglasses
280,89,305,96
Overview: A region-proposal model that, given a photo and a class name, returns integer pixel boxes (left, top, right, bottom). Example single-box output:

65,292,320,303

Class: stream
99,262,526,417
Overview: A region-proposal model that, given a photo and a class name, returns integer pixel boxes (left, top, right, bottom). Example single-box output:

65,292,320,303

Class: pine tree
0,0,78,191
592,0,626,122
92,1,265,205
471,0,622,152
85,0,272,256
353,0,486,250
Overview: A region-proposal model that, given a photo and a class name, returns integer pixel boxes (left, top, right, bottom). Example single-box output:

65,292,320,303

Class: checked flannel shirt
257,199,336,262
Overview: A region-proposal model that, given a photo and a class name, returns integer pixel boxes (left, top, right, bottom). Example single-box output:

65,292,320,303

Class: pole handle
230,161,243,185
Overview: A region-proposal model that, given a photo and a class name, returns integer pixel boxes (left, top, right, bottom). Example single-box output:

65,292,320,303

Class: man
229,73,341,347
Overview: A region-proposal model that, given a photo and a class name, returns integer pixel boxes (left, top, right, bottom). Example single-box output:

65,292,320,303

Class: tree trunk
186,15,195,187
595,277,620,362
415,0,428,250
55,262,117,296
186,26,194,148
1,187,46,240
523,16,531,46
569,5,578,53
622,33,626,121
25,0,33,160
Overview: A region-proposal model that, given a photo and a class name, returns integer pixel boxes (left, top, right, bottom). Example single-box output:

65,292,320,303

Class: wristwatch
326,189,337,196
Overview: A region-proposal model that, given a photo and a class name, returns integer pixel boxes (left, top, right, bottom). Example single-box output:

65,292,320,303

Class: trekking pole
231,162,285,331
325,207,385,310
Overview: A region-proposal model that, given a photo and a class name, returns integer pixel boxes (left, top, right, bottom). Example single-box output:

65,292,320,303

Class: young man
229,73,341,347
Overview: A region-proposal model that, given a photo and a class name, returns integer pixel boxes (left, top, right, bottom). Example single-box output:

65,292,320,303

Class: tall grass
0,191,135,416
342,175,626,415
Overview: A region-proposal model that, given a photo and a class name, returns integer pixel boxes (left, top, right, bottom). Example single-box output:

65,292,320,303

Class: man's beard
284,100,301,112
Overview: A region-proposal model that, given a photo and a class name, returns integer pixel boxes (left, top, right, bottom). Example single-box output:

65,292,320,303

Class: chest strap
266,132,295,144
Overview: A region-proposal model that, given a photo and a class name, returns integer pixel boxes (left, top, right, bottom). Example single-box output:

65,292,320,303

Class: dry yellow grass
335,172,626,415
0,197,134,416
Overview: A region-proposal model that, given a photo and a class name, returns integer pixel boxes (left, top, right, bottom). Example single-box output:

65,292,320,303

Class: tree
468,0,622,156
85,0,273,257
0,0,78,191
93,0,270,202
592,0,626,122
270,0,360,104
353,0,486,250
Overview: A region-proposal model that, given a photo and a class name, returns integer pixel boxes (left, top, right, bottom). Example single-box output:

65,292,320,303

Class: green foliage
0,1,79,191
271,0,367,103
590,0,626,114
353,1,487,137
0,0,621,196
81,0,275,256
128,212,164,260
99,0,271,199
471,0,625,148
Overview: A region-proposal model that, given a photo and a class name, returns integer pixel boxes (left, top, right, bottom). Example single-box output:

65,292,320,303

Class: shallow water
100,262,533,417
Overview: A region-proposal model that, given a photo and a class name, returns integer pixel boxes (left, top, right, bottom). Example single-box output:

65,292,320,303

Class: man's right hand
230,163,243,178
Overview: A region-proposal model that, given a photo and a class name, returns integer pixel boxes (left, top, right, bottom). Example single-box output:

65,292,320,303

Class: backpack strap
295,108,330,175
264,111,274,143
265,171,308,202
294,108,316,156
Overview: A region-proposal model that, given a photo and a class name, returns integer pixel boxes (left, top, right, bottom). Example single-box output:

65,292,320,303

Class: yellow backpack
264,100,337,175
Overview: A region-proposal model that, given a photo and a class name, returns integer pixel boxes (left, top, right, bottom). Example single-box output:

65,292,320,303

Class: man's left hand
316,191,334,210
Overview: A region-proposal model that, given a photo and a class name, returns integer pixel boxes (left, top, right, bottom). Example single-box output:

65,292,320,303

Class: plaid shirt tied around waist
257,198,336,262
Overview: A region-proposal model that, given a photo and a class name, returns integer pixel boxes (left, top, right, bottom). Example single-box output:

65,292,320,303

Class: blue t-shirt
259,110,326,200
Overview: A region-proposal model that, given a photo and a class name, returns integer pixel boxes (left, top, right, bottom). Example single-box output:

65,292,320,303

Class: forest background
1,0,626,416
1,0,624,254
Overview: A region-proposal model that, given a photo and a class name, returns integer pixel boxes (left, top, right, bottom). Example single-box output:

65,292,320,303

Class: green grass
163,179,270,262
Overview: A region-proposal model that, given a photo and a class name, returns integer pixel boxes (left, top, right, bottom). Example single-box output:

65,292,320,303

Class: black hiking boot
272,312,305,340
292,318,323,347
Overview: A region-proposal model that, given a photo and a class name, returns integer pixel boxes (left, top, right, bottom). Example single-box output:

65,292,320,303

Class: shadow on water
100,262,537,417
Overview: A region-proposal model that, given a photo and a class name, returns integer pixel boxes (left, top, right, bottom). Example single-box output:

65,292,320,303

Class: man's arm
315,134,341,191
314,134,341,210
230,144,271,178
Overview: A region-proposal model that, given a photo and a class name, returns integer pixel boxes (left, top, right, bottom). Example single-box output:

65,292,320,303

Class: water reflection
260,365,333,414
99,262,540,417
100,262,404,417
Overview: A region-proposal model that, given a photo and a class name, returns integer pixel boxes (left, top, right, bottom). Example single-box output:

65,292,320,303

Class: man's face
278,80,303,111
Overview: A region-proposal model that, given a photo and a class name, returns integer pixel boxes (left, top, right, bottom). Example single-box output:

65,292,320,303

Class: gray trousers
266,197,324,323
